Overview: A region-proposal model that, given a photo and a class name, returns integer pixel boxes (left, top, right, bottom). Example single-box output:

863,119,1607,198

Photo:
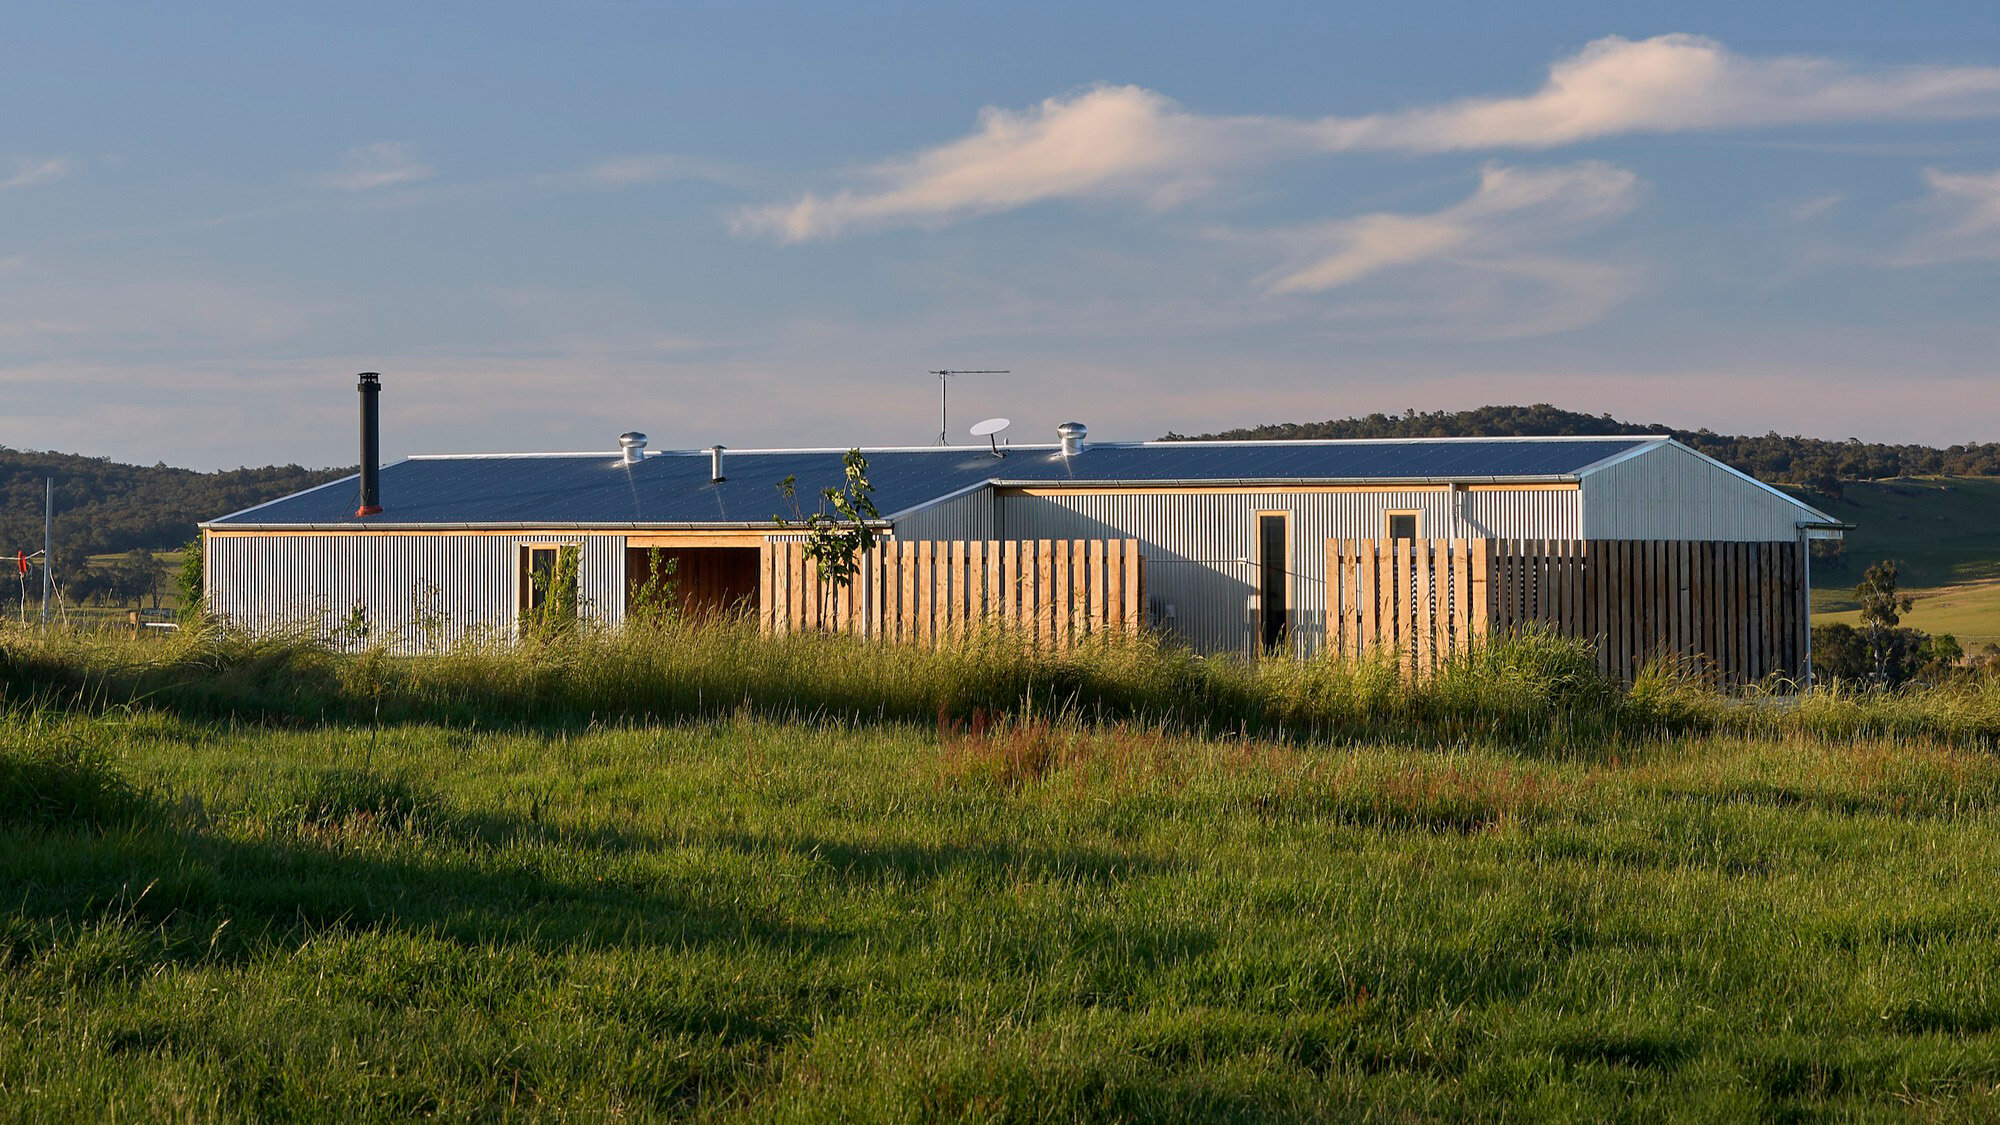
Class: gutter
989,474,1580,489
201,519,894,532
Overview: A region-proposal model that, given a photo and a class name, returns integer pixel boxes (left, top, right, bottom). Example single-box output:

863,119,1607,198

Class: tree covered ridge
0,445,347,569
1167,404,2000,493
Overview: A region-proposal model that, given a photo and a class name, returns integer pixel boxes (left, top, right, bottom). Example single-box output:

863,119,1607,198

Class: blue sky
6,2,2000,468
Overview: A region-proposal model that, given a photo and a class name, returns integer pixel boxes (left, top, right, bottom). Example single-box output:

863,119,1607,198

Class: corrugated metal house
204,398,1845,658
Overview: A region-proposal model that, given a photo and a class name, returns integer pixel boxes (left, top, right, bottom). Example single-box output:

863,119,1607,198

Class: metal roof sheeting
206,437,1660,529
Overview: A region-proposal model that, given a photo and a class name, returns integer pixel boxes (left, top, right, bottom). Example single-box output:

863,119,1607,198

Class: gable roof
205,436,1665,530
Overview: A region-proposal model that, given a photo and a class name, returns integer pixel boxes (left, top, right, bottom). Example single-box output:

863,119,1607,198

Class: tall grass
10,704,2000,1120
0,710,145,831
7,617,2000,749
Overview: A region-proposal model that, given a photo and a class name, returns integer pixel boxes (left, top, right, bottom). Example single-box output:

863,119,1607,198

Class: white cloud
733,85,1285,241
1314,34,2000,151
320,142,434,191
0,157,73,191
1265,162,1640,293
739,35,2000,240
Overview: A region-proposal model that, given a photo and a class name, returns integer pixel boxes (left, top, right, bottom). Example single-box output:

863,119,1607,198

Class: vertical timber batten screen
762,539,1142,648
1326,538,1806,685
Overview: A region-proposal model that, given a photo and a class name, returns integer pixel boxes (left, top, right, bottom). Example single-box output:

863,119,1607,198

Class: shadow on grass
2,771,1195,989
0,793,834,988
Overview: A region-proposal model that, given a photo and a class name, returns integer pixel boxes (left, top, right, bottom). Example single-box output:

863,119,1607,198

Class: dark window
1259,514,1287,650
1388,513,1418,540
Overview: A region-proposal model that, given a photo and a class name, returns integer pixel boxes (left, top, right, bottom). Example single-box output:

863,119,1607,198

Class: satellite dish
970,417,1011,457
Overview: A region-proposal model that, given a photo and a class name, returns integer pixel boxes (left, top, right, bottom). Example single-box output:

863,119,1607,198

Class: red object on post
15,551,24,576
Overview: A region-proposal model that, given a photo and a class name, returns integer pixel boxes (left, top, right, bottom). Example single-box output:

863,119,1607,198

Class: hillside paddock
7,624,2000,1121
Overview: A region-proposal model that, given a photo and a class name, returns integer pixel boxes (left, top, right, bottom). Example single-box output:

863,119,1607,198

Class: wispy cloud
576,153,736,188
738,34,2000,240
1897,167,2000,263
1787,193,1844,222
320,142,434,191
1264,162,1639,293
1,157,73,192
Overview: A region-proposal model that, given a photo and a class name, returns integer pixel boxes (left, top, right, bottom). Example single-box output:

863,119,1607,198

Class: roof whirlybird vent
1057,421,1087,458
618,432,647,465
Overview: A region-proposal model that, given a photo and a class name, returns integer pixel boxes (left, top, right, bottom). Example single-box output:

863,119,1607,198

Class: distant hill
1170,404,2000,495
0,447,347,567
1807,477,2000,647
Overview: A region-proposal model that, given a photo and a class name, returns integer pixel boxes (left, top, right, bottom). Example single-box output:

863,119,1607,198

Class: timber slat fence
762,539,1143,647
1326,538,1807,685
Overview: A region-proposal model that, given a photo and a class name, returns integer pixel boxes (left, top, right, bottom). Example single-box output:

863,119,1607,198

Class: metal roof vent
618,432,647,465
1057,420,1087,458
709,444,727,483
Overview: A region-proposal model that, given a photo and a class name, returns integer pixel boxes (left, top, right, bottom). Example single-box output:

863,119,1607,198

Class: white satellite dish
969,417,1011,456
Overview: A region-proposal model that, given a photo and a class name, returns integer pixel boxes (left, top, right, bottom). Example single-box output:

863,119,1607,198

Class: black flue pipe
356,373,382,516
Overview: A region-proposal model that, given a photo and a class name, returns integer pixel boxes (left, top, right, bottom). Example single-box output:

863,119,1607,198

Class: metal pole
930,369,1010,445
1800,527,1813,692
41,477,52,624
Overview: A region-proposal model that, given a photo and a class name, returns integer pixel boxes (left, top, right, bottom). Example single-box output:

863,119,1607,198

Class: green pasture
8,626,2000,1120
1805,476,2000,589
1801,475,2000,648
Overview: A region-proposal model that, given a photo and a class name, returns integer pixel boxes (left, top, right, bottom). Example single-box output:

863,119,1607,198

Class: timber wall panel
1326,538,1804,685
765,538,1142,649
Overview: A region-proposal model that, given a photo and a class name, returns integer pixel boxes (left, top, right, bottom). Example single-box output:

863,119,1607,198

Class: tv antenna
969,417,1011,457
930,369,1009,444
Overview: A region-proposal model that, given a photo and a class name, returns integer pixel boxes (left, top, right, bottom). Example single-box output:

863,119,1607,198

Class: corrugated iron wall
206,533,626,652
891,486,996,541
1580,443,1807,540
988,488,1580,656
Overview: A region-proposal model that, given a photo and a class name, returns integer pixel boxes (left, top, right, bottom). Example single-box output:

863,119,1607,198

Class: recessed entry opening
1258,512,1289,652
626,547,761,621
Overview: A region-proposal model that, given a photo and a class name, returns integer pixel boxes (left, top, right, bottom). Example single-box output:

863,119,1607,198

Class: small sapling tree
775,449,881,623
174,536,204,620
1856,560,1914,686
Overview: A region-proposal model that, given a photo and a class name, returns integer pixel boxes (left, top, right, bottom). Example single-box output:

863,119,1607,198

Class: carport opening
627,547,761,622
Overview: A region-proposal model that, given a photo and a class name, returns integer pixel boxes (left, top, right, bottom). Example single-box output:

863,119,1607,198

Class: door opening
1259,513,1288,651
626,546,760,622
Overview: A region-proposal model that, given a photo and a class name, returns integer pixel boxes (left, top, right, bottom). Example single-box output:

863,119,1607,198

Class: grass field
1803,476,2000,649
8,626,2000,1120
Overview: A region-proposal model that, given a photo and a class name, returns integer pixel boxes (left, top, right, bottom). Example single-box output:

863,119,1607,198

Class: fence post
1325,540,1342,659
758,542,774,636
1123,540,1142,637
1469,539,1492,650
1413,538,1434,674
